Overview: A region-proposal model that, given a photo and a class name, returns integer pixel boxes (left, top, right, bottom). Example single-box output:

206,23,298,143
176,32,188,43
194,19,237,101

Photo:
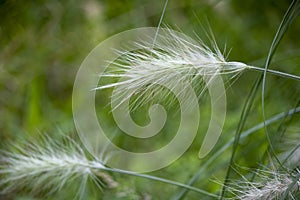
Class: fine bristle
96,28,247,109
0,138,107,196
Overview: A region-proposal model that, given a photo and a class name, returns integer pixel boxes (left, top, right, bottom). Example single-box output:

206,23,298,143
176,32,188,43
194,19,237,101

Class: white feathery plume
0,137,219,198
229,169,300,200
96,28,248,109
96,28,300,110
0,137,113,196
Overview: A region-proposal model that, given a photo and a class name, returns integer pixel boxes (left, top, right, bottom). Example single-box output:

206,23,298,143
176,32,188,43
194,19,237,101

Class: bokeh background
1,0,300,199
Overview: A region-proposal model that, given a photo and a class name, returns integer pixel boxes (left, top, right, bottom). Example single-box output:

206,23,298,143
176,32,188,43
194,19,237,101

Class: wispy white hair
96,28,248,109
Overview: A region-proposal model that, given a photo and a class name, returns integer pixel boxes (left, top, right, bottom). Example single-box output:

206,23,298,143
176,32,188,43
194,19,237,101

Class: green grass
1,0,300,199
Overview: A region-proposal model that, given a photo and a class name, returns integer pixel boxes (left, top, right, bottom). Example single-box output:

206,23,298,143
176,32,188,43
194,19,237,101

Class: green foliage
1,0,300,199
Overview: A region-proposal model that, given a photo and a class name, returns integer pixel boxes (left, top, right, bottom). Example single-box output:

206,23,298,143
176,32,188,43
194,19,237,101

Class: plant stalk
248,65,300,81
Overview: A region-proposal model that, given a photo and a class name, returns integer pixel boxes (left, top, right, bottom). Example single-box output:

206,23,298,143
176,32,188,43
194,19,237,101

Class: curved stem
90,165,219,198
248,65,300,81
173,106,300,200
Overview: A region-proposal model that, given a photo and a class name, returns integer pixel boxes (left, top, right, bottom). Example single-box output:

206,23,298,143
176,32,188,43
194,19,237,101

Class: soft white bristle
0,138,107,195
96,28,247,109
229,169,300,200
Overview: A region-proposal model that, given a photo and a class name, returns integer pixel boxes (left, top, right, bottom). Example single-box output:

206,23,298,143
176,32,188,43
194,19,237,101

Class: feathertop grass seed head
0,137,216,198
97,28,248,109
229,169,300,200
0,138,109,195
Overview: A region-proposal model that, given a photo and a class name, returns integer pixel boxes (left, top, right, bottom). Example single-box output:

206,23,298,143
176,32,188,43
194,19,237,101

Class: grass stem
248,65,300,81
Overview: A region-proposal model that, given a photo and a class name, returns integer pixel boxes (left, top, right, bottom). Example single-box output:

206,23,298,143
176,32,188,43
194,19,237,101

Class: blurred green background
1,0,300,199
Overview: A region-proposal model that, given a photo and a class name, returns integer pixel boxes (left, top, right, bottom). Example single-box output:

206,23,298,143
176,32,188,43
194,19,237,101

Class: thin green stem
248,66,300,81
172,107,300,200
91,166,220,198
261,0,300,175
